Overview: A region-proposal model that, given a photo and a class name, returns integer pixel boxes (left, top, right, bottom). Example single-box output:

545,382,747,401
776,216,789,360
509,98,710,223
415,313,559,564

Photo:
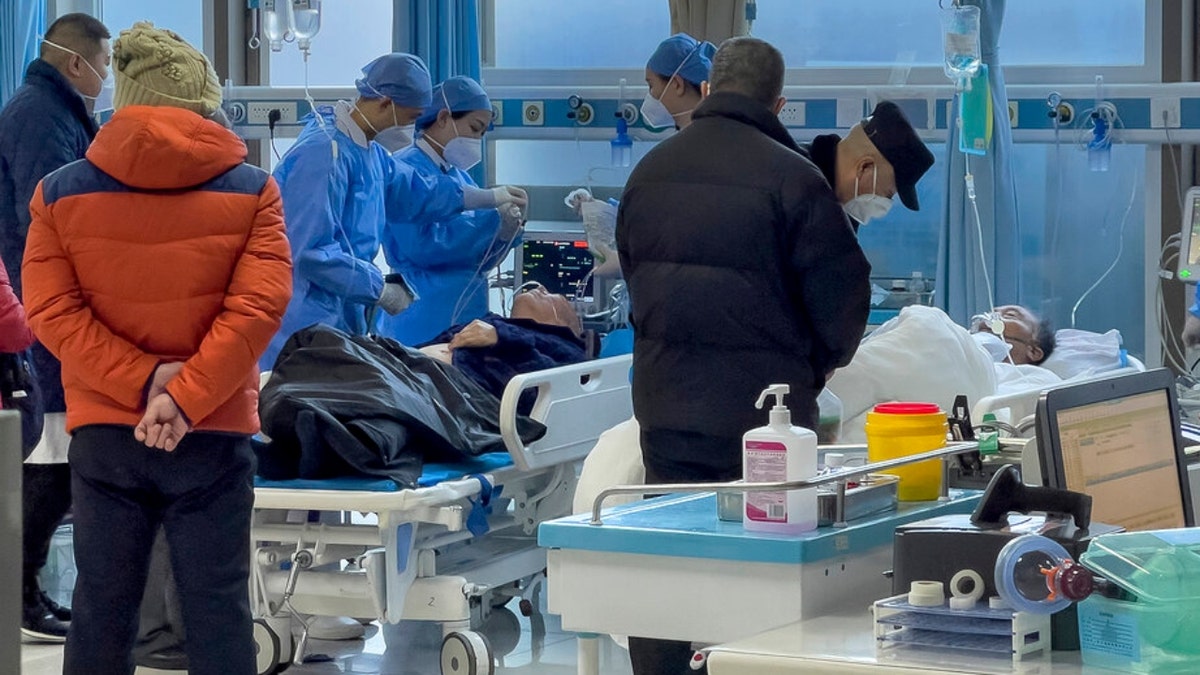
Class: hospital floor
21,600,634,675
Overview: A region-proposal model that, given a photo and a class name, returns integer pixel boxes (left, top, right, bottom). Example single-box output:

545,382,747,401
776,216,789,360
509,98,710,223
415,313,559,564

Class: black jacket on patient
257,325,547,488
425,312,589,405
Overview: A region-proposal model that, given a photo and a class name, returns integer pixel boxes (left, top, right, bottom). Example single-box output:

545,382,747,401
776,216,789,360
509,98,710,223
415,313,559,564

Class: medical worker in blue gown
641,33,716,131
380,76,522,345
263,54,528,368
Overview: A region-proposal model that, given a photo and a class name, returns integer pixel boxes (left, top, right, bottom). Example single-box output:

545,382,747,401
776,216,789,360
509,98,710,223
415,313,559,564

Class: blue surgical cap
646,33,716,87
415,76,492,130
354,53,433,108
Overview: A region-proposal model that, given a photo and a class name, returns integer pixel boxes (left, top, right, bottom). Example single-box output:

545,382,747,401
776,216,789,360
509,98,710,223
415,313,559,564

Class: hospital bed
248,354,632,675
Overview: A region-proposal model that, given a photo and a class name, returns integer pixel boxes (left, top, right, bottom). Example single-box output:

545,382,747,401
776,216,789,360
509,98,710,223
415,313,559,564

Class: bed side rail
972,365,1142,429
499,355,633,471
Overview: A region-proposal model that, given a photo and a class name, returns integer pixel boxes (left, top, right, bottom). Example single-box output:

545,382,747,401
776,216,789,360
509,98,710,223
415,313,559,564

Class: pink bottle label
745,440,787,522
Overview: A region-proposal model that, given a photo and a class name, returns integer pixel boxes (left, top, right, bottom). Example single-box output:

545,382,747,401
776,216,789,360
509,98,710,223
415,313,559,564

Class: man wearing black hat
801,100,936,227
617,36,875,674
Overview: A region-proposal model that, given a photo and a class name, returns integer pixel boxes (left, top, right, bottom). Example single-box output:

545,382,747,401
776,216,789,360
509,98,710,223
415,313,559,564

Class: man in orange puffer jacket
22,22,292,675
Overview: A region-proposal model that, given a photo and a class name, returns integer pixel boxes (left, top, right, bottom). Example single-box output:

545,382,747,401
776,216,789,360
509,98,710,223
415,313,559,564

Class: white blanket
828,306,999,442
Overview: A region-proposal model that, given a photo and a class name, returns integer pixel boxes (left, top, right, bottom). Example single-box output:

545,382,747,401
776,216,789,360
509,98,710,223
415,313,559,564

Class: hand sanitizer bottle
743,384,819,534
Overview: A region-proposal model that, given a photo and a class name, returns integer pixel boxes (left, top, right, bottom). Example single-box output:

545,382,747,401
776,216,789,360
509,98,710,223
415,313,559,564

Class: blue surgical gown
262,108,470,369
378,144,518,345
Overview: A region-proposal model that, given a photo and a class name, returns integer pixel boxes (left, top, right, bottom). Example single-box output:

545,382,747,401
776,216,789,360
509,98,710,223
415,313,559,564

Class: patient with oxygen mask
969,305,1057,366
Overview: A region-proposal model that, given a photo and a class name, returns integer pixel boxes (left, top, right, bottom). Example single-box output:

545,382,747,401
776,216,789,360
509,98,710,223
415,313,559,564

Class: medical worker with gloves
380,76,521,345
263,53,527,368
642,33,716,131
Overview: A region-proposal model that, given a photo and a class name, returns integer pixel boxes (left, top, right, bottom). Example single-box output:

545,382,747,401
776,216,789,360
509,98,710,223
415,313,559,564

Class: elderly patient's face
511,283,582,335
979,305,1042,365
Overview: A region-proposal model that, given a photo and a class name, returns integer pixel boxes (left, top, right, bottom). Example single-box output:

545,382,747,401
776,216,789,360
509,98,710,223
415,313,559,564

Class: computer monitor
517,237,595,300
1177,186,1200,282
1035,369,1193,531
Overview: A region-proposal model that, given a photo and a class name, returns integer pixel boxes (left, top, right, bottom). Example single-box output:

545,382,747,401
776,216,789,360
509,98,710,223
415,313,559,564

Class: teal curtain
1,0,47,106
935,0,1020,322
398,0,481,83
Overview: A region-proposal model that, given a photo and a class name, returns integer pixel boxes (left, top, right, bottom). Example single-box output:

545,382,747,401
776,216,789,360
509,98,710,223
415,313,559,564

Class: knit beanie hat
112,21,222,117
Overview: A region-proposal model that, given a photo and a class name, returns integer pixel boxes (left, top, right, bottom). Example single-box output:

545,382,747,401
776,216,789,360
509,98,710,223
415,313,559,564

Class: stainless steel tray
716,474,900,526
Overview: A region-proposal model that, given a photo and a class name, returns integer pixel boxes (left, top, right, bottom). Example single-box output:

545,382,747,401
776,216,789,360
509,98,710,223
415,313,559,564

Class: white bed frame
249,354,633,674
971,364,1144,431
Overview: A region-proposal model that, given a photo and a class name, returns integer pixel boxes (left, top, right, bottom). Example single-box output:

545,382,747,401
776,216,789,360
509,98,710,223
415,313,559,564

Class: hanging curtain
1,0,47,106
402,0,480,84
935,0,1020,323
669,0,748,44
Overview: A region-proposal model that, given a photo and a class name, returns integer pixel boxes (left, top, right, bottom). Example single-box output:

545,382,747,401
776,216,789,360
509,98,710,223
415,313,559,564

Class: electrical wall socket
521,101,545,126
778,102,806,127
1007,101,1019,128
491,103,504,127
248,101,296,125
1151,97,1181,129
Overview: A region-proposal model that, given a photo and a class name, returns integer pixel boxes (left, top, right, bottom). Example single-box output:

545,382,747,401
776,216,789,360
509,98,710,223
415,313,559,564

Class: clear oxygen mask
994,535,1095,615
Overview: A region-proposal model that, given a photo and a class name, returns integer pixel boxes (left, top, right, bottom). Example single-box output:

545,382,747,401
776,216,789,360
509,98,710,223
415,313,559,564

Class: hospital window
488,0,670,69
751,0,1147,70
267,0,393,87
100,0,205,49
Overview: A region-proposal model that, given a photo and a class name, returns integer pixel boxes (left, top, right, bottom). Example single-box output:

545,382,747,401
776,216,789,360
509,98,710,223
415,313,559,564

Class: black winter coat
616,92,870,467
257,325,546,488
0,59,99,414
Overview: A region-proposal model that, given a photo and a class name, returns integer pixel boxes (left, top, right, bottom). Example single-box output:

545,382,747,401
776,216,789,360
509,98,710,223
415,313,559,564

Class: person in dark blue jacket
421,282,588,404
0,12,111,642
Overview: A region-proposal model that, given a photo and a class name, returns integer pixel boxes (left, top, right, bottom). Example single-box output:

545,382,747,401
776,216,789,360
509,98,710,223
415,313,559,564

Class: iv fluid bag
941,5,981,81
262,0,290,52
291,0,322,50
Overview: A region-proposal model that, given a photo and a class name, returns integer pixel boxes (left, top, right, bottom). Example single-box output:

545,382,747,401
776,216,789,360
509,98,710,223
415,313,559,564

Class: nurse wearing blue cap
642,33,717,130
263,54,528,368
379,76,522,345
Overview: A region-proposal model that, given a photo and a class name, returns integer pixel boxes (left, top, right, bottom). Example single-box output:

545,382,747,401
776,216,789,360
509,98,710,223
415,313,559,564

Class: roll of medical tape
950,568,985,603
949,595,977,610
908,580,945,607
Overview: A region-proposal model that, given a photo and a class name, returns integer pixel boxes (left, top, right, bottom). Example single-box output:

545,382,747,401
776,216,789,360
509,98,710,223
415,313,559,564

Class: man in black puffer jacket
0,12,110,643
617,36,870,675
619,37,871,486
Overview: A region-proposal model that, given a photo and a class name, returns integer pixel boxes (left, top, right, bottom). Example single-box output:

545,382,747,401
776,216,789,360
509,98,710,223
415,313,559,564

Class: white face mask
640,46,700,130
843,165,894,225
443,136,482,171
43,39,113,113
376,124,415,153
354,95,413,152
640,91,676,129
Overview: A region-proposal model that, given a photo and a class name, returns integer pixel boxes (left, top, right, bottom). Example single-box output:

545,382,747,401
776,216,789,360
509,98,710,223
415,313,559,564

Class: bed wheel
440,630,495,675
253,619,286,674
480,605,522,657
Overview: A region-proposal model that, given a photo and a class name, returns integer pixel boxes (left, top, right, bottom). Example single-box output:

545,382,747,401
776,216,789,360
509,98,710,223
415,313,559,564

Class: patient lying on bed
969,305,1056,366
257,286,590,488
418,282,588,401
574,304,1134,512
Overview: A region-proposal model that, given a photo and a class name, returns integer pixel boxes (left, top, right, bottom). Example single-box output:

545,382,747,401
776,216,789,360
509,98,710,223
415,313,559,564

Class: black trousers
22,462,72,596
63,425,256,675
627,429,742,675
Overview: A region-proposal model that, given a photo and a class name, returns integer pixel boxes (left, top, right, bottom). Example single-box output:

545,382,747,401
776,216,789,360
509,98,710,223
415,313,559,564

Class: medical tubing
589,441,981,525
1159,244,1188,368
1165,120,1186,212
447,209,523,327
1070,162,1138,328
965,155,996,322
1048,123,1064,290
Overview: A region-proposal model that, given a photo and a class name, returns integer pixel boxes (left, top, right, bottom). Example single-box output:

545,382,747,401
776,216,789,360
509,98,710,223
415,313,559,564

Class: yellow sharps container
865,402,947,502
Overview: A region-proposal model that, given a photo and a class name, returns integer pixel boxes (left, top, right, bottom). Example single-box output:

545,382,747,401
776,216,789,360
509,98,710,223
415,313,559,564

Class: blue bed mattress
254,452,515,491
